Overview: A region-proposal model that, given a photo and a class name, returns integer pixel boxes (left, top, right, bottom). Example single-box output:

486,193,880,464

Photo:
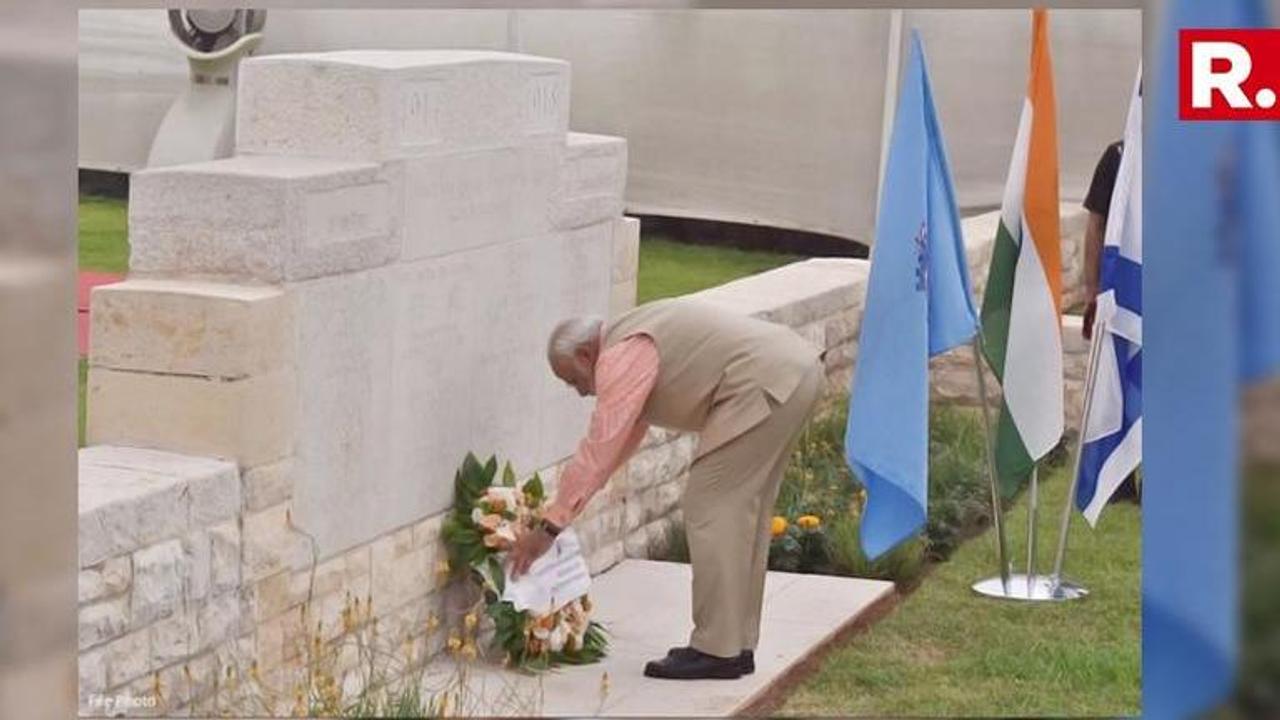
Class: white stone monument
90,50,638,558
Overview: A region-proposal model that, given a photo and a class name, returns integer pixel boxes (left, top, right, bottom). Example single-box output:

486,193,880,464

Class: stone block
129,155,398,283
187,464,241,530
86,366,294,469
237,50,570,161
550,133,628,230
242,503,314,583
400,144,559,260
101,627,152,689
195,592,243,653
410,513,446,551
296,544,372,604
248,571,301,625
1061,313,1089,356
824,313,860,348
587,540,624,576
625,482,682,532
79,455,189,568
370,540,436,614
824,341,857,373
154,650,213,710
610,279,637,320
691,258,868,329
793,320,826,351
576,504,625,559
611,216,640,283
131,539,186,626
79,594,130,651
208,522,240,595
1060,205,1090,308
89,279,292,379
79,556,131,606
149,611,197,668
241,459,294,513
623,526,649,559
180,530,211,605
79,645,108,703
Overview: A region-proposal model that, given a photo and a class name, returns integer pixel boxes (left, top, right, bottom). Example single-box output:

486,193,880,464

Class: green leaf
523,474,545,507
502,462,517,487
488,555,506,595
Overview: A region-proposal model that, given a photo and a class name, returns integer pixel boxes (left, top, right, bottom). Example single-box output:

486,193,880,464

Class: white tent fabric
78,8,1140,243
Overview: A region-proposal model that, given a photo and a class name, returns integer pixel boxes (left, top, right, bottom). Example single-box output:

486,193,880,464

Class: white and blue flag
1076,68,1142,526
844,31,978,559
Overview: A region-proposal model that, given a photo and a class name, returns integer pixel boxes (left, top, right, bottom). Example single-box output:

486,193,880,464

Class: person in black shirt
1082,140,1122,340
1080,140,1140,504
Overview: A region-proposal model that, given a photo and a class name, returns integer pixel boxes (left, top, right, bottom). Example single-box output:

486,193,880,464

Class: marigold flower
797,514,822,531
464,612,478,631
447,633,463,653
770,516,789,537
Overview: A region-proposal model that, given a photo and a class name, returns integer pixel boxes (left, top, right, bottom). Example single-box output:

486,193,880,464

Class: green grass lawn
78,195,129,273
636,236,799,304
78,195,129,446
780,465,1141,717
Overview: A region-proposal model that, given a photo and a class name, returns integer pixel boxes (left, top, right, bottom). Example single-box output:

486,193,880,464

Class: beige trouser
682,360,824,658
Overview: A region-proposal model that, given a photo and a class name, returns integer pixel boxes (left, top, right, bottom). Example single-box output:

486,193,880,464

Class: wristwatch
539,518,563,537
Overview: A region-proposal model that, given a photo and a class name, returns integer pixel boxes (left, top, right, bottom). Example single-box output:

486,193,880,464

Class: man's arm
543,336,658,528
510,336,658,575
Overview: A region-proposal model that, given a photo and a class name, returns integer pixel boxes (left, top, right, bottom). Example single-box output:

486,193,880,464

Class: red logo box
1181,29,1280,120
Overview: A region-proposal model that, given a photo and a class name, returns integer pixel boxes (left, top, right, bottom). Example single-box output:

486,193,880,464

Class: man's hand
509,527,555,578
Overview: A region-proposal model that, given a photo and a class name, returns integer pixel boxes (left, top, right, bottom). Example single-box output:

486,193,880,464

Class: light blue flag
1146,0,1280,715
844,31,978,561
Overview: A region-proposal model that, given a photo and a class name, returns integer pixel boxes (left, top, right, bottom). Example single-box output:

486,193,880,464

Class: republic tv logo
1181,29,1280,120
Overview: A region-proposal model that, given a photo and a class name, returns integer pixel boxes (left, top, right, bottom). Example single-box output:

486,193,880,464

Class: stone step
418,558,894,716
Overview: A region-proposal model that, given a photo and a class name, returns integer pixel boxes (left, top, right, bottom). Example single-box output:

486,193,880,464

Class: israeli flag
1076,67,1142,526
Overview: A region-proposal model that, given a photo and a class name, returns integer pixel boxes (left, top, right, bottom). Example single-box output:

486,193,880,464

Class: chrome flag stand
969,331,1089,602
1044,316,1111,601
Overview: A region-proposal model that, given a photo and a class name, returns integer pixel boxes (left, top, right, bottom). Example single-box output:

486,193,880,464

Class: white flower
493,523,518,544
471,507,485,525
548,621,568,652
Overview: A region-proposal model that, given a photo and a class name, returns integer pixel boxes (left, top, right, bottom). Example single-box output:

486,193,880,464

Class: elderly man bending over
509,297,824,680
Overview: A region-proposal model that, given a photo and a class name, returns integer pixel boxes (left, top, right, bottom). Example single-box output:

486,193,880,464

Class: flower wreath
441,453,609,670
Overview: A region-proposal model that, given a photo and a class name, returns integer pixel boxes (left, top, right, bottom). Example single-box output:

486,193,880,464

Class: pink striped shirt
543,334,659,528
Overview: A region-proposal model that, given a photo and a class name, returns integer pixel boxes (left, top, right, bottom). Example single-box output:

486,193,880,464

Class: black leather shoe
666,646,754,675
644,648,744,680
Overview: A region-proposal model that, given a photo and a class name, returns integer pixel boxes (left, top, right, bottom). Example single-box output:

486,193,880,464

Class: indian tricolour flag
980,8,1063,496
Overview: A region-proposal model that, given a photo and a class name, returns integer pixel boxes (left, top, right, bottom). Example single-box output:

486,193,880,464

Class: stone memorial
90,50,636,559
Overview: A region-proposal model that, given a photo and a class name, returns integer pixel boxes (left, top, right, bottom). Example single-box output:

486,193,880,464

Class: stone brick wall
77,443,460,715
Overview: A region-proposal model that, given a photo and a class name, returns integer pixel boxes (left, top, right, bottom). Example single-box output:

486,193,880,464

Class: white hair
547,316,603,360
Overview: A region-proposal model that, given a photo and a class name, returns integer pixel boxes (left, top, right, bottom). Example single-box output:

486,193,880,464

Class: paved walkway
424,559,894,716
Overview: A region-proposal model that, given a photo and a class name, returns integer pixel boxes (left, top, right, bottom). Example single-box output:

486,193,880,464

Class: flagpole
1025,464,1039,595
970,335,1011,591
1048,314,1107,597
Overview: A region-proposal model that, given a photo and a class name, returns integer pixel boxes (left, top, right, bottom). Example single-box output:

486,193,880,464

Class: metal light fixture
146,9,267,168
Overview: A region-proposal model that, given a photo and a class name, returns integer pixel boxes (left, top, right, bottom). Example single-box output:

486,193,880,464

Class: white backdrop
78,8,1141,243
